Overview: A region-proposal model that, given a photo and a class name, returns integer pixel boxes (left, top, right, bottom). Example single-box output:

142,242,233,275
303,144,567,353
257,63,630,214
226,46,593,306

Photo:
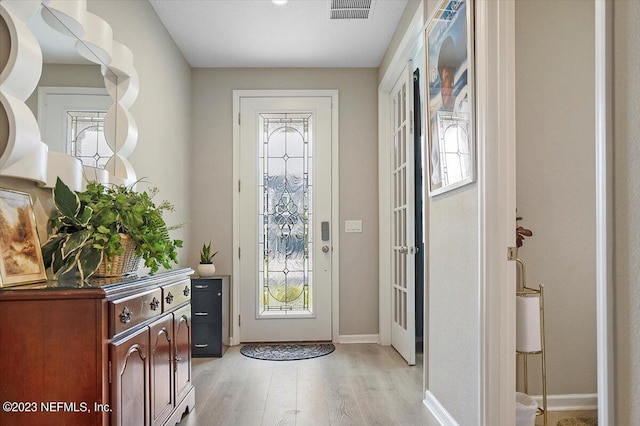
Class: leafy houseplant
197,241,218,277
516,215,533,248
42,177,183,280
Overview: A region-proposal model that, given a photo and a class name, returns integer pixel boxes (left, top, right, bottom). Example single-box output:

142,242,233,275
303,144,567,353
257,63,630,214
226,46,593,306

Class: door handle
321,221,330,241
398,246,419,254
322,245,330,253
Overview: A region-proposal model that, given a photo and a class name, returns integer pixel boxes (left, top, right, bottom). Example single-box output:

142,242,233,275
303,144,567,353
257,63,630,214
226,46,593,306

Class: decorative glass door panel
258,113,313,316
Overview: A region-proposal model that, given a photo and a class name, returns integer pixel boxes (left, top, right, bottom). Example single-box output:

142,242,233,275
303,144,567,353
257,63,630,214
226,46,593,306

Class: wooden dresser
0,268,195,426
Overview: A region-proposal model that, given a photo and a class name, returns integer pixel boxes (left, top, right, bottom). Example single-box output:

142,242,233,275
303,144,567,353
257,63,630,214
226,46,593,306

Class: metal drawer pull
194,285,208,289
165,292,174,304
218,293,221,296
183,286,190,297
194,312,209,316
195,344,209,348
120,307,132,324
150,297,160,311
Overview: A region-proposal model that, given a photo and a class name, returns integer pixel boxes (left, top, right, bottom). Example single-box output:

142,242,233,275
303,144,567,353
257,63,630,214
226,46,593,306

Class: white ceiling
148,0,409,68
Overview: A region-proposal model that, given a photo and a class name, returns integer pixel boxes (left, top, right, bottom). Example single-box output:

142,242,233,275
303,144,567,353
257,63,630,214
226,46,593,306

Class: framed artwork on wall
425,0,476,196
0,189,47,287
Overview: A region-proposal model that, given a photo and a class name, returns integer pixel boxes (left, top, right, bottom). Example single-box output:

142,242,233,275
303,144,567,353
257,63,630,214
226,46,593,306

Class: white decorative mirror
0,0,139,190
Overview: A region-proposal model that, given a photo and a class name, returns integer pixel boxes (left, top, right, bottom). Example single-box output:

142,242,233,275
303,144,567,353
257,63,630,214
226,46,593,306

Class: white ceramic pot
197,263,216,277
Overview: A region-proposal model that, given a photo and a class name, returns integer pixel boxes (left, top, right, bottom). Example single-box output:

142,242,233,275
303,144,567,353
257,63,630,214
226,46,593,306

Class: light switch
345,220,363,233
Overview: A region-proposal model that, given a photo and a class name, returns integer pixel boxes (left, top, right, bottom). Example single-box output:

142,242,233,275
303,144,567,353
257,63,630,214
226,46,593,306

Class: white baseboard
337,334,379,344
530,393,598,411
423,390,460,426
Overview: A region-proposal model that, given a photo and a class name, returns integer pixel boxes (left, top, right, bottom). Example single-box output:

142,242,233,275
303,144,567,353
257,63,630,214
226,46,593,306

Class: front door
238,95,334,342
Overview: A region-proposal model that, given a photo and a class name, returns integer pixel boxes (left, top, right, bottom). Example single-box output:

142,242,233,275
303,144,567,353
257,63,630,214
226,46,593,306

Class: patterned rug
556,417,598,426
240,343,335,361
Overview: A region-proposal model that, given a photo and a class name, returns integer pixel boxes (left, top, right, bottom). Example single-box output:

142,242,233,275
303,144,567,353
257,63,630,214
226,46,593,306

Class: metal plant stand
516,258,547,426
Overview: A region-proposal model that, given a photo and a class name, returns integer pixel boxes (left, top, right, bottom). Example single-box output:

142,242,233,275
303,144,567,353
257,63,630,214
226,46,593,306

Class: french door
391,64,417,365
237,94,334,342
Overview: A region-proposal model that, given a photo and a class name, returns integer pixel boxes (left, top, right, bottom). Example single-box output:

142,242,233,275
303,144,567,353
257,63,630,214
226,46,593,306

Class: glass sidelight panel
258,113,313,315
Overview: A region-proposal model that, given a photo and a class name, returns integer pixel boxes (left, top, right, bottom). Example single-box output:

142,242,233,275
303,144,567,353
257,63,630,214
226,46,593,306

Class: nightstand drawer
191,292,221,322
191,278,221,293
192,323,222,357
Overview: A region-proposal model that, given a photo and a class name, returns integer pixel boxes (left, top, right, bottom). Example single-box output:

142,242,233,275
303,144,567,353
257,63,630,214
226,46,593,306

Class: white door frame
379,0,614,424
475,1,517,423
232,89,340,345
594,1,614,424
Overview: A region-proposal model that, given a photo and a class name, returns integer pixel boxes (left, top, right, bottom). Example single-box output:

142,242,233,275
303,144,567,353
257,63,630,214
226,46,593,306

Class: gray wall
379,0,422,81
189,68,380,337
614,1,640,424
25,64,105,116
87,0,192,267
419,1,480,424
0,1,192,272
515,0,596,395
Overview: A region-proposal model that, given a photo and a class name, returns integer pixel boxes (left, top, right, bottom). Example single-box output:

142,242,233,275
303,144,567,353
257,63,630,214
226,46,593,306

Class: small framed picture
0,189,47,287
425,0,476,196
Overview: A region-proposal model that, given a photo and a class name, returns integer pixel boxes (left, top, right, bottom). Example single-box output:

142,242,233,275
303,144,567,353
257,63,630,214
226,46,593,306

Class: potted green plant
516,215,533,248
197,241,218,277
41,177,183,280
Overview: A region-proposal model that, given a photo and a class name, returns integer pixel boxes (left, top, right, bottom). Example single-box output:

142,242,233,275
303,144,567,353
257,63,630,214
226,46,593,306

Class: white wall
613,1,640,424
515,0,596,396
190,68,380,337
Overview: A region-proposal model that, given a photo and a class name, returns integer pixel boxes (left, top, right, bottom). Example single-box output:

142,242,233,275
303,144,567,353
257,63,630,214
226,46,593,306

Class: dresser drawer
162,279,192,311
110,288,163,337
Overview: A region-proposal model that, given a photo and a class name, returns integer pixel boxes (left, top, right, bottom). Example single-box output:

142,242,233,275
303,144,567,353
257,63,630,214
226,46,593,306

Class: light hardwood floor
177,343,433,426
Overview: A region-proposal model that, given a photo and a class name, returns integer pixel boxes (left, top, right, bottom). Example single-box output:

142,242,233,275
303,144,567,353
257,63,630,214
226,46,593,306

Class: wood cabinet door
149,314,174,426
173,305,192,404
110,327,149,426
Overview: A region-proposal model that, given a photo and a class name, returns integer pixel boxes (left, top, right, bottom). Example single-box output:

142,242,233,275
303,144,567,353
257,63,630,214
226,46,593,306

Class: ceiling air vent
330,0,373,20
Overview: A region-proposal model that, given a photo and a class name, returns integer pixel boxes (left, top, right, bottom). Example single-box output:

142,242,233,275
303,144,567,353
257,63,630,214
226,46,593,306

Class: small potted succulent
197,241,218,277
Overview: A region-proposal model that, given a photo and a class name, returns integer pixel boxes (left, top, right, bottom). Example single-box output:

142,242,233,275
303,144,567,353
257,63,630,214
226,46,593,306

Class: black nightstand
191,276,229,357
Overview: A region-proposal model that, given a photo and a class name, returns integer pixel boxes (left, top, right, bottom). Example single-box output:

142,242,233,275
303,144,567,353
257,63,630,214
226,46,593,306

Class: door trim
232,89,340,345
594,1,614,424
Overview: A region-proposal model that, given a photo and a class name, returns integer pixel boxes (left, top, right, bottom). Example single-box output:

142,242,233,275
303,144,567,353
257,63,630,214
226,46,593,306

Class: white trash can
516,392,538,426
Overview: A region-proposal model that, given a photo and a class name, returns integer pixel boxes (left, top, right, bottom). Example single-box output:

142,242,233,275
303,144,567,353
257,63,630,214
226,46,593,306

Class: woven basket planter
94,234,141,277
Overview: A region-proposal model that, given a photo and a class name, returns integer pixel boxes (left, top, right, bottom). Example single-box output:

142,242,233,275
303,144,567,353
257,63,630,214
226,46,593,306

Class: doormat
556,417,597,426
240,343,335,361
